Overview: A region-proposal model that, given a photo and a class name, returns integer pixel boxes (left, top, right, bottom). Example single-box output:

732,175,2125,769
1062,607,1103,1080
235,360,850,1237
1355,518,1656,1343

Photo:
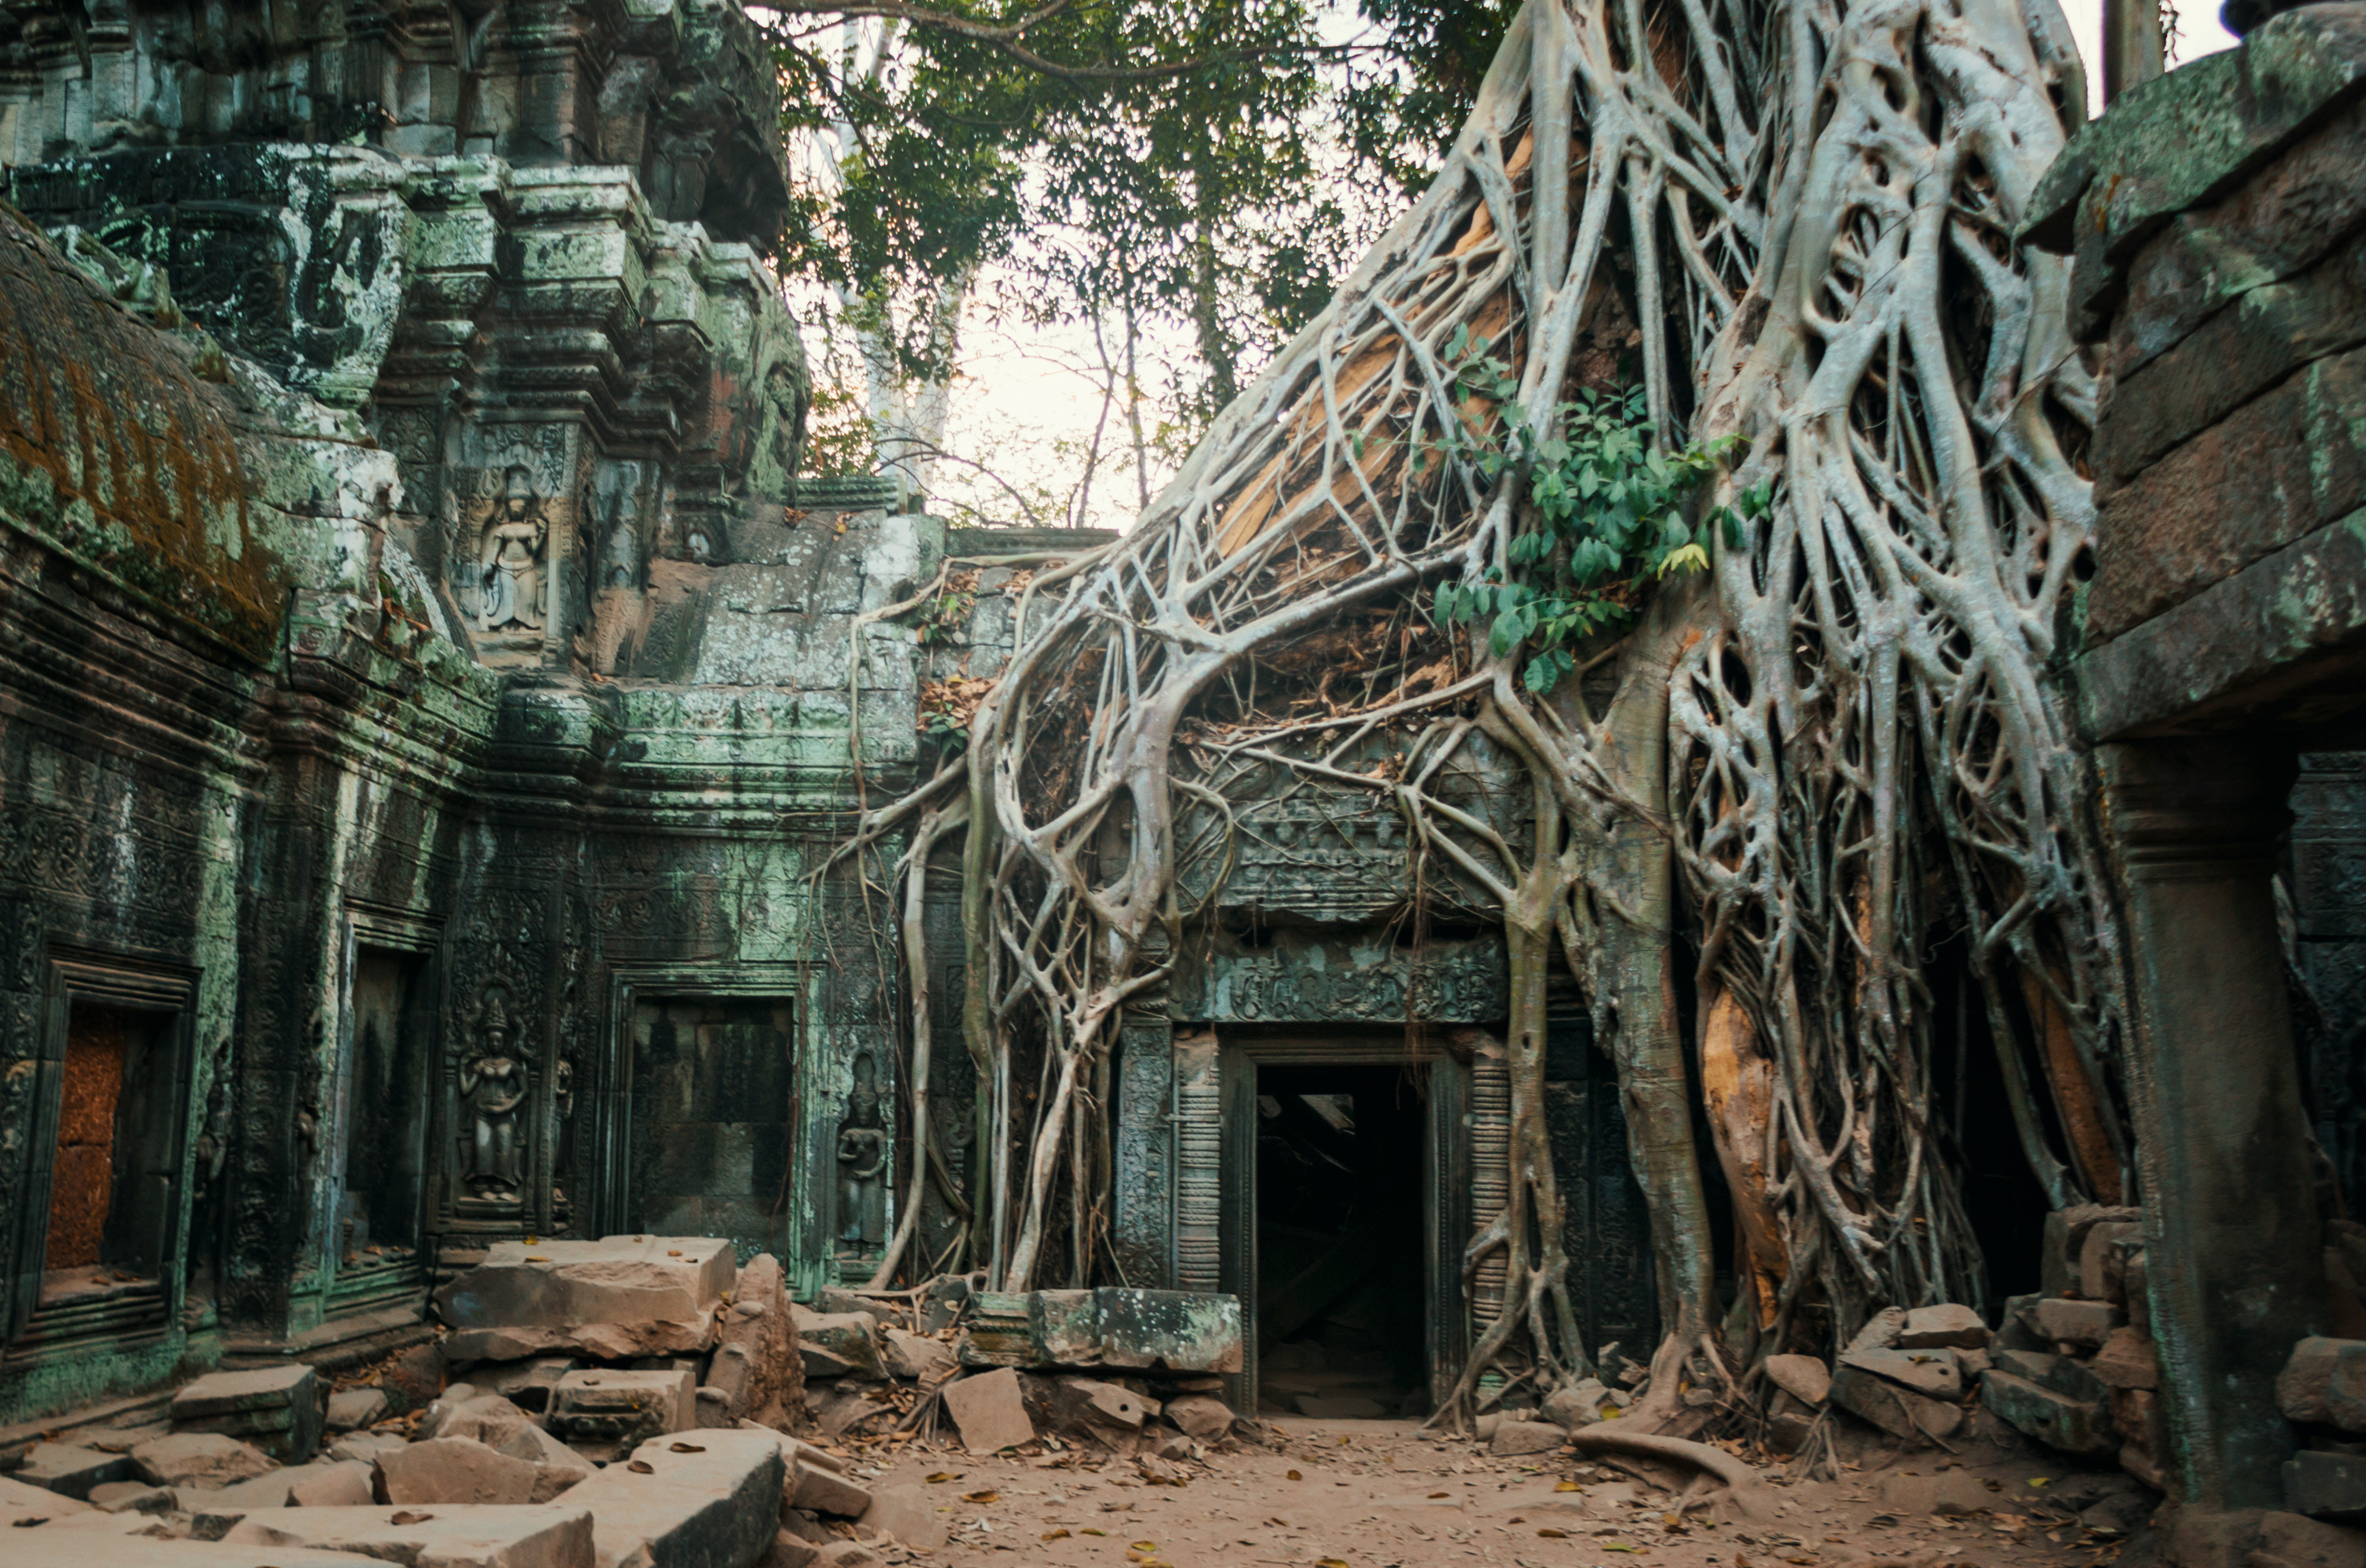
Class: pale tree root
1568,1427,1778,1522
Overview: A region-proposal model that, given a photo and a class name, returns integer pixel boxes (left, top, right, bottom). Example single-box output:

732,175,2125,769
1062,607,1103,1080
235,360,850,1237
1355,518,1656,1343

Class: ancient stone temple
0,0,923,1425
0,0,1658,1433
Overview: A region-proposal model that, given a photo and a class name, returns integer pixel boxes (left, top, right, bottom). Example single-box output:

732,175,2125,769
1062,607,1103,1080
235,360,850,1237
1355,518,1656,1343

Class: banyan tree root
837,0,2123,1417
1569,1427,1779,1522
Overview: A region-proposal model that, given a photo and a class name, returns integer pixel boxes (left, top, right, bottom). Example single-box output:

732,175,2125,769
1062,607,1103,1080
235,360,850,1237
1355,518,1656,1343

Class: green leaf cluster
1426,335,1773,693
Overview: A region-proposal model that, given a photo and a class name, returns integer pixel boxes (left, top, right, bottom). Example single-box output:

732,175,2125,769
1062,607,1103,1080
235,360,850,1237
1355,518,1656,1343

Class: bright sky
926,0,2241,535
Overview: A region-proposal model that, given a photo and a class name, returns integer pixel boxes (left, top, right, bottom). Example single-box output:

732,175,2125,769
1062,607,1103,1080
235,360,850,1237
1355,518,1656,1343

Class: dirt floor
835,1415,2152,1568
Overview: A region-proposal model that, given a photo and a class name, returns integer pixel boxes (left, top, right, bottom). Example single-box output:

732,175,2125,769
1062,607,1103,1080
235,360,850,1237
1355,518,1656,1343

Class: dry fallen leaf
1538,1528,1569,1538
1043,1529,1070,1541
1555,1480,1581,1492
1081,1528,1108,1537
389,1511,434,1525
1427,1491,1449,1499
669,1442,704,1453
625,1460,655,1474
926,1473,958,1483
962,1490,999,1504
1287,1469,1303,1481
1317,1559,1351,1568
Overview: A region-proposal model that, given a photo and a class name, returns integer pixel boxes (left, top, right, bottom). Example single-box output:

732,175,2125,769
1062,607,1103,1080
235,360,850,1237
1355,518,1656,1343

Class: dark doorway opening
42,1004,177,1301
1255,1063,1427,1418
628,996,796,1256
335,946,435,1309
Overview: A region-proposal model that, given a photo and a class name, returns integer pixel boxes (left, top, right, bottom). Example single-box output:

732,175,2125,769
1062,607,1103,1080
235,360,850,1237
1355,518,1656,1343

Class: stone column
2103,736,2321,1507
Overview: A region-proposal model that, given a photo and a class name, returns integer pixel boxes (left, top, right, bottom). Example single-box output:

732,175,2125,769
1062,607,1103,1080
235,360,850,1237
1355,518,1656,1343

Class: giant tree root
1569,1427,1777,1522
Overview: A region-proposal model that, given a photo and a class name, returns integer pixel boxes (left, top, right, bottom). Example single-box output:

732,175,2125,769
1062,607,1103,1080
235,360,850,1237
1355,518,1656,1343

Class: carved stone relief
835,1051,888,1257
478,467,550,635
459,987,530,1203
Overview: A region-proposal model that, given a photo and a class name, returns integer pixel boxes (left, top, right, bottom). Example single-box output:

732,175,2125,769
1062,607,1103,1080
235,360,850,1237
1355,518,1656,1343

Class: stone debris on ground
169,1365,324,1464
1,1237,2274,1568
431,1235,737,1361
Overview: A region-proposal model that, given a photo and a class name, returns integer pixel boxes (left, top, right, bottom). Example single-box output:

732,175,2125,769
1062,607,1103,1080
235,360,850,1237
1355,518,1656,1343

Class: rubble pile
1975,1205,2166,1488
792,1277,1245,1468
0,1237,956,1568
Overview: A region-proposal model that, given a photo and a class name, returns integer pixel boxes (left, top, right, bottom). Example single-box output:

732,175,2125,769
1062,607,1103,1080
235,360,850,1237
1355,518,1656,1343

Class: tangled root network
857,0,2129,1430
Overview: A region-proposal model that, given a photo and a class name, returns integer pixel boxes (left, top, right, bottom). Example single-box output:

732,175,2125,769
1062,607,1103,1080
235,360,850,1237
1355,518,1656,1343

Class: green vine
1423,339,1771,692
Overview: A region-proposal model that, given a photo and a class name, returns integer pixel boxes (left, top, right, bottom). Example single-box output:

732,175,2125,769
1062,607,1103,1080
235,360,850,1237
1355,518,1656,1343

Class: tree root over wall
834,0,2127,1430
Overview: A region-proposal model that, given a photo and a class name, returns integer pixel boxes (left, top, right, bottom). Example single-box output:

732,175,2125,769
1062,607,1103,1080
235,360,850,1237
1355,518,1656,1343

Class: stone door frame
322,901,446,1325
1207,1031,1473,1417
4,947,199,1351
596,962,816,1277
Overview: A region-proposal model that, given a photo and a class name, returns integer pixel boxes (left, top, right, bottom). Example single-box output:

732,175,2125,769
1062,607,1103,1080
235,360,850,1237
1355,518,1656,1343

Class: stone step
549,1428,785,1568
223,1503,596,1568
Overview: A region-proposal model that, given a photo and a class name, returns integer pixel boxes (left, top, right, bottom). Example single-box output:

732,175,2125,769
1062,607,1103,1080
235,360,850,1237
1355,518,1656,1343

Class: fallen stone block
375,1436,539,1506
1846,1307,1906,1353
1898,1305,1990,1350
18,1442,138,1499
90,1481,176,1514
381,1342,446,1414
432,1236,734,1361
417,1384,485,1437
881,1328,956,1383
2290,1450,2366,1522
790,1459,873,1518
1163,1393,1236,1443
1830,1364,1964,1444
2091,1327,2161,1391
1993,1346,2110,1401
1981,1370,2117,1456
2031,1296,2123,1350
793,1309,883,1382
1035,1375,1155,1446
172,1364,324,1463
2256,1509,2366,1565
288,1462,377,1508
2,1473,91,1521
132,1433,280,1491
956,1288,1243,1373
223,1503,596,1568
715,1257,798,1429
859,1483,949,1550
324,1389,389,1433
2045,1205,2140,1298
2078,1222,2143,1304
2286,1338,2366,1431
550,1430,785,1568
761,1530,819,1568
809,1543,882,1568
1839,1346,1963,1401
940,1367,1037,1453
547,1368,697,1460
1539,1379,1613,1431
433,1395,539,1453
1489,1420,1567,1457
0,1531,385,1567
328,1432,411,1465
473,1358,579,1413
505,1423,597,1504
1764,1354,1831,1407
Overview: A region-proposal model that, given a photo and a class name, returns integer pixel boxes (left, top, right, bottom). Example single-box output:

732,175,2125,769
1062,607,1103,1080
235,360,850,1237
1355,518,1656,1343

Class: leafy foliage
1427,340,1773,693
766,2,1519,437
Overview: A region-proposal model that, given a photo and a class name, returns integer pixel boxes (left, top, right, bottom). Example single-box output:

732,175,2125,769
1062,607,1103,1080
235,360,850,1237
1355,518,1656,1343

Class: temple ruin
1,2,2365,1565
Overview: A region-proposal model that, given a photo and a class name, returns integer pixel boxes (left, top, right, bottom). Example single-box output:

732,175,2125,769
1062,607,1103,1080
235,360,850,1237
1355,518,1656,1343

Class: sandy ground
834,1415,2149,1568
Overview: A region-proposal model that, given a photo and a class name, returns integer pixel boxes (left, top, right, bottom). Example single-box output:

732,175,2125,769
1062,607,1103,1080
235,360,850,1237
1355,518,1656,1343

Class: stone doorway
330,946,436,1315
1214,1030,1472,1418
1253,1063,1430,1418
5,953,197,1352
625,995,796,1256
